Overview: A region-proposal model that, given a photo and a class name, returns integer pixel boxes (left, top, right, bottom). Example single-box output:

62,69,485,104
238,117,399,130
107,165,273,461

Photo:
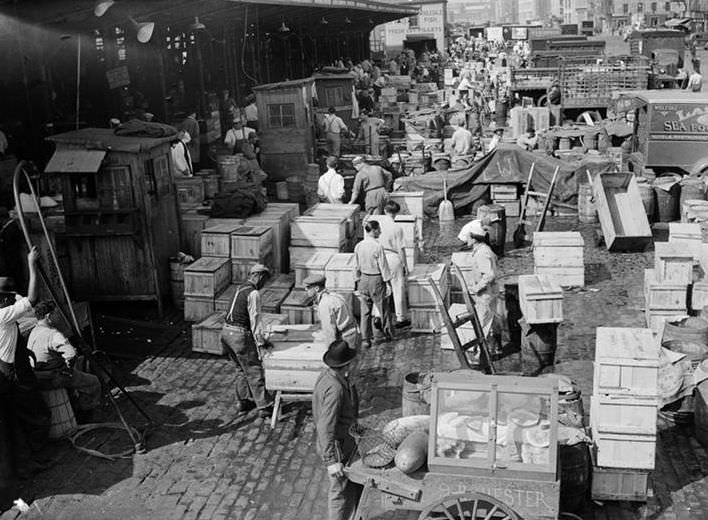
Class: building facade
447,0,493,24
608,0,688,29
375,0,447,55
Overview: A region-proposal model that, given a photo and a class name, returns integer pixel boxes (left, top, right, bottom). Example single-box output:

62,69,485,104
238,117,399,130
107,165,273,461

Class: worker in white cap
221,263,273,418
456,219,501,350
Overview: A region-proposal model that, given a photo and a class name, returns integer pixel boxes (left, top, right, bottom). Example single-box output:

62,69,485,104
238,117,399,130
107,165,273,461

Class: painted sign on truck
651,103,708,140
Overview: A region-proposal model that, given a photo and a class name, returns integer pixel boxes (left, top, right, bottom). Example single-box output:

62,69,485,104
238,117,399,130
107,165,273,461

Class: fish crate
590,423,656,470
215,284,238,313
183,257,231,298
518,274,563,324
230,225,273,261
245,213,289,274
410,305,444,333
643,268,688,309
280,288,317,325
291,216,347,248
304,204,360,246
654,242,694,284
184,296,215,323
260,287,292,315
669,222,702,260
201,223,243,258
289,246,341,269
230,252,274,283
490,184,519,201
192,312,226,355
494,199,521,218
691,281,708,312
324,253,356,290
440,303,477,350
174,177,205,208
389,191,424,219
408,263,449,308
533,232,584,288
594,327,658,397
180,209,209,257
294,251,336,288
591,466,651,502
263,330,327,392
590,395,658,436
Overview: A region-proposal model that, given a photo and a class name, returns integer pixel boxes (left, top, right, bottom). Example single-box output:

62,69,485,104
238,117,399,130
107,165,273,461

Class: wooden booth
44,128,181,314
314,72,356,127
254,78,317,181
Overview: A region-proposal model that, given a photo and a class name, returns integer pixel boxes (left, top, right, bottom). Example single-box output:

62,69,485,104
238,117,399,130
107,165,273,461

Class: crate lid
325,253,355,270
282,288,315,307
216,284,238,304
532,231,584,247
180,210,209,222
261,287,290,307
295,252,335,269
595,327,658,362
263,341,328,362
408,263,447,283
294,215,346,223
232,225,272,237
655,241,694,259
390,190,424,197
202,223,243,235
266,273,295,290
669,222,701,236
185,256,230,273
518,274,563,297
261,313,289,329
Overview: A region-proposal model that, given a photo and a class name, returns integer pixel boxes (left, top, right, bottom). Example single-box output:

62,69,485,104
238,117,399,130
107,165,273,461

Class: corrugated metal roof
44,149,106,173
47,128,175,153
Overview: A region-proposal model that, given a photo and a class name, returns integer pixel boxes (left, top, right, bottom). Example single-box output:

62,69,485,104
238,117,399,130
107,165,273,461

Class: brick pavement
2,214,708,520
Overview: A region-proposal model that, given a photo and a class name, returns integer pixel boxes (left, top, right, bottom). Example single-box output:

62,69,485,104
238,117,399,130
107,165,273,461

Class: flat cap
303,274,326,287
249,264,271,276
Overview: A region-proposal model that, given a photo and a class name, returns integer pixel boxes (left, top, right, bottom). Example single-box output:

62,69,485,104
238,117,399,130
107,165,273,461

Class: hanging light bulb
189,16,207,32
128,16,155,43
94,0,115,17
278,22,290,32
344,17,352,24
320,17,329,25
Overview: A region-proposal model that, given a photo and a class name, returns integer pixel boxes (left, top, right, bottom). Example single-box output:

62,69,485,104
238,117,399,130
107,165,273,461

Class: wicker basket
349,424,397,468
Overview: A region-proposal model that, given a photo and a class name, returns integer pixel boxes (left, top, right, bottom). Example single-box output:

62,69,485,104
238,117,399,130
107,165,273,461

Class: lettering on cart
436,482,554,511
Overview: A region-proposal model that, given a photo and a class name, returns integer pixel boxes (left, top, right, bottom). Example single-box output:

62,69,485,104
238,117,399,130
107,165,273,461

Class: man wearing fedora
303,274,359,350
221,263,273,418
312,340,361,520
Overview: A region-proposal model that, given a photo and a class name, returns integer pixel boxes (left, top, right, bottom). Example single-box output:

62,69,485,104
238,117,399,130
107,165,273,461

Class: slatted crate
289,246,341,269
594,327,659,397
518,274,563,324
389,191,424,219
180,209,209,257
654,241,694,284
590,422,656,470
304,204,360,247
494,200,520,218
183,257,231,298
184,296,215,323
263,327,327,392
231,252,274,283
645,308,687,333
230,225,273,260
201,223,243,258
403,247,420,272
174,177,205,208
450,251,476,290
281,288,317,325
206,218,245,228
291,216,347,248
244,214,286,274
192,312,226,355
691,281,708,312
260,287,291,314
491,184,518,201
407,263,449,308
294,252,336,288
266,273,295,291
643,268,687,309
410,306,443,333
533,232,584,287
324,253,356,290
590,395,658,436
669,222,702,260
395,215,422,248
591,466,651,502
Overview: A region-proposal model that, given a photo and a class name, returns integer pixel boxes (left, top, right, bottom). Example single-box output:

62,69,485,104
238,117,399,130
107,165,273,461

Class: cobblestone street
2,213,707,520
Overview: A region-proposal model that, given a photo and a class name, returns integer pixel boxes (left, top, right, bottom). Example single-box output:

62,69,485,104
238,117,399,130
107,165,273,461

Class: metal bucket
402,372,430,417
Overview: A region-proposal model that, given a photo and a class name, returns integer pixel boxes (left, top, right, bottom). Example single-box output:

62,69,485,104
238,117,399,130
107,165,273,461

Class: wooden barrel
695,378,708,447
431,153,450,171
401,372,431,417
287,175,304,203
217,154,243,182
276,181,289,201
559,442,591,513
41,388,77,439
169,258,187,310
577,183,598,223
519,319,558,376
477,204,506,257
663,317,708,346
653,175,681,222
681,179,706,212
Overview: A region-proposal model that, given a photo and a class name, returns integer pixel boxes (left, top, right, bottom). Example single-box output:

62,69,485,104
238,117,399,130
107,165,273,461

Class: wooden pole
76,34,81,130
194,32,207,116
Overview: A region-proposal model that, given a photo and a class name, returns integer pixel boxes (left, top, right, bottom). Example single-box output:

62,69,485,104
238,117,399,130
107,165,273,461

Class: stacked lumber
533,232,585,287
590,327,658,500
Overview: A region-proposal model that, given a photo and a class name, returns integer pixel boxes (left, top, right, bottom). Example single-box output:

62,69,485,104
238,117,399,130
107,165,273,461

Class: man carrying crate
303,274,360,351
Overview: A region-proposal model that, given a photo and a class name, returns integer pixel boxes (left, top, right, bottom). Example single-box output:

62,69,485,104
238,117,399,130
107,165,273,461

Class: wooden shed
254,77,317,181
314,72,357,127
44,128,181,313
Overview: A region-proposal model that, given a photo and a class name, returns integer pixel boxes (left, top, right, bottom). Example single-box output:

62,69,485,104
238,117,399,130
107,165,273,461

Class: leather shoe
373,317,383,330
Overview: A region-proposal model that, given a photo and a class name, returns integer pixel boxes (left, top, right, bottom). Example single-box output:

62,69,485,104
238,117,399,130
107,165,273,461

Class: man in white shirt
0,248,39,366
170,130,193,176
321,107,350,157
688,64,703,93
318,156,345,204
450,117,473,157
242,94,259,131
488,128,504,152
376,201,410,329
224,120,256,154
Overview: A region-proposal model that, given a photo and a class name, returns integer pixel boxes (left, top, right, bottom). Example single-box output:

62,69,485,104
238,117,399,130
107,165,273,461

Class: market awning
44,149,106,173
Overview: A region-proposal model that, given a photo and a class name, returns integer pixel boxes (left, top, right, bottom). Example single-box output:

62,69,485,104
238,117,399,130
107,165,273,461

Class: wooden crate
174,177,205,208
669,222,702,260
440,303,477,350
266,273,295,291
691,281,708,311
324,253,356,290
260,287,291,314
491,184,518,201
246,214,287,274
403,247,420,272
450,251,476,290
594,327,659,397
231,225,273,260
231,252,273,283
654,242,694,284
494,199,520,218
281,288,317,324
192,312,226,355
590,425,656,470
643,268,687,309
305,204,360,244
411,305,443,333
591,466,650,502
590,395,658,436
263,202,300,221
395,215,422,248
291,216,347,248
408,263,449,308
184,295,215,322
289,246,340,269
389,191,424,219
215,284,238,313
294,251,336,288
206,218,245,228
184,257,231,298
180,210,209,257
533,232,584,287
645,308,687,333
593,173,652,252
263,336,327,392
201,223,243,258
518,274,563,324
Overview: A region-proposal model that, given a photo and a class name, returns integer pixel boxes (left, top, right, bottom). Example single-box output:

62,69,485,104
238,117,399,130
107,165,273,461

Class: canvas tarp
394,144,617,217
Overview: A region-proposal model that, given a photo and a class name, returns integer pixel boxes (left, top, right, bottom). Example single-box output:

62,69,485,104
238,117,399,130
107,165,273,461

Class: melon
394,431,428,474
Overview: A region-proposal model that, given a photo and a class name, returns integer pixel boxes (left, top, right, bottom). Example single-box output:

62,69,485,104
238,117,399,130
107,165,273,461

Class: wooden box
184,296,215,322
180,210,209,257
645,308,687,333
192,312,226,355
533,232,584,287
264,202,300,222
289,246,340,269
260,287,291,314
518,274,563,324
491,184,518,201
215,284,238,313
389,191,424,219
263,335,327,392
174,177,205,208
450,251,476,290
590,395,658,436
281,289,317,324
184,257,231,298
594,327,659,397
643,268,687,309
324,253,357,290
408,263,449,308
590,426,656,470
669,222,702,260
206,218,245,228
654,242,694,284
201,223,243,258
245,213,288,273
231,225,273,260
440,303,477,350
591,466,650,502
294,251,336,288
291,216,347,248
411,305,443,333
231,252,273,283
305,204,360,244
593,173,652,252
691,281,708,311
494,199,520,218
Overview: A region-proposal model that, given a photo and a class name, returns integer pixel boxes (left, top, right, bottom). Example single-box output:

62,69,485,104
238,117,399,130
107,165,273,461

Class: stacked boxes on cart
590,327,659,499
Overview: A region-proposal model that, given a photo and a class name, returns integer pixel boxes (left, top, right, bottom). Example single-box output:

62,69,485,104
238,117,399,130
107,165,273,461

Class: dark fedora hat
323,340,357,368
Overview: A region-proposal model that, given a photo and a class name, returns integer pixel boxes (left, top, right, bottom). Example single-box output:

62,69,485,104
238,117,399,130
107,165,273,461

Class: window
623,3,629,13
651,2,657,12
267,103,296,128
637,2,643,12
664,1,670,11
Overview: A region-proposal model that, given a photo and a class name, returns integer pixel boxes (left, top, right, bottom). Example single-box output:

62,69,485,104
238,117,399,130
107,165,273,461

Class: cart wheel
417,492,520,520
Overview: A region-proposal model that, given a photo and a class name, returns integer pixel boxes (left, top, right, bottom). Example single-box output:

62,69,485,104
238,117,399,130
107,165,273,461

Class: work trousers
327,441,362,520
221,325,271,409
358,273,390,343
364,188,389,215
384,252,408,322
35,367,102,411
326,132,342,157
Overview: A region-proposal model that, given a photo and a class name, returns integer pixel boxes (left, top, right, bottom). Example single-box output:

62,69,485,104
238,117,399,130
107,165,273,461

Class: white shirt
171,141,192,176
377,214,406,254
688,73,703,92
244,103,258,122
451,126,473,156
224,127,256,149
0,297,33,363
27,321,77,370
488,134,502,152
317,168,345,203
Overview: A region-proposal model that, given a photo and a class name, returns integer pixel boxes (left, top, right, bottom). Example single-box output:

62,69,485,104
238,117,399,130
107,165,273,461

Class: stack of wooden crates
533,232,584,287
491,184,520,218
591,327,658,501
